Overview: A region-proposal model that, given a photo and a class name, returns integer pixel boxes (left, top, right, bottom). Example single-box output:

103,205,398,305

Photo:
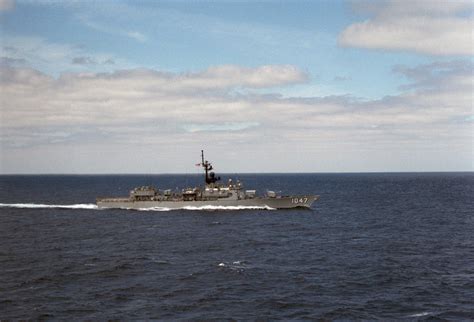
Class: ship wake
0,203,275,211
0,203,98,210
181,205,276,211
129,205,276,211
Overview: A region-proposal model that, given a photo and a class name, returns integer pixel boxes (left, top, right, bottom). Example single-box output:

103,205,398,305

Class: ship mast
201,150,220,185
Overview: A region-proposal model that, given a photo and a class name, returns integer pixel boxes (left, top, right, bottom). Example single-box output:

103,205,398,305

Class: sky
0,0,473,173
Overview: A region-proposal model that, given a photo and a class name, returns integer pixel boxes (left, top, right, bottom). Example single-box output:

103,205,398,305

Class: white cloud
78,15,148,43
0,64,309,131
339,0,474,55
184,65,308,89
182,122,260,133
125,31,147,43
0,62,472,173
0,36,129,75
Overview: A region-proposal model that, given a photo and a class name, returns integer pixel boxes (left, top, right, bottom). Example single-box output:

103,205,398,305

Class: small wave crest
135,207,172,212
217,260,249,273
131,205,275,211
0,203,98,210
407,312,432,318
181,205,276,211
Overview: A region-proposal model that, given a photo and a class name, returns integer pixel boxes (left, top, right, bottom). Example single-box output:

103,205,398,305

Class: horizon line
1,171,472,176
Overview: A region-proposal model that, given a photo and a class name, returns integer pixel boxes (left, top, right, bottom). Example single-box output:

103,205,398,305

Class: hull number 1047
291,197,308,204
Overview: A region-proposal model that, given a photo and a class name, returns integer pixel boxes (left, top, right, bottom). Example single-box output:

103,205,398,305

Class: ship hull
97,195,319,210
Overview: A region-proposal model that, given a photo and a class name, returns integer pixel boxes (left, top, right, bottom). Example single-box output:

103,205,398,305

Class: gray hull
97,195,319,210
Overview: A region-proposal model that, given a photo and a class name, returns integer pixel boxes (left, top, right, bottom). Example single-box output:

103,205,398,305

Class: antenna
200,150,220,185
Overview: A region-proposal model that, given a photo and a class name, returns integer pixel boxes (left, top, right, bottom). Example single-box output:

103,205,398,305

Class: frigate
96,151,319,210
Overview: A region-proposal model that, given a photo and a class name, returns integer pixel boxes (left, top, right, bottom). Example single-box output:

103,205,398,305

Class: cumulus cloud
0,64,308,131
339,0,474,55
185,65,308,89
393,60,473,91
0,62,472,172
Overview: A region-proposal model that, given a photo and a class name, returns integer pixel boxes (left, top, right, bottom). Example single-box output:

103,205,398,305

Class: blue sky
2,0,430,97
0,0,473,173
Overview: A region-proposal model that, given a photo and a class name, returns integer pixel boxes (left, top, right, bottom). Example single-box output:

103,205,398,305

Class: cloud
63,1,326,59
0,36,127,75
125,31,147,43
0,56,26,65
70,56,114,66
0,0,14,11
393,60,472,91
1,62,472,172
187,65,308,89
0,64,308,131
339,0,474,55
333,76,351,82
71,56,97,65
182,122,260,133
78,15,148,43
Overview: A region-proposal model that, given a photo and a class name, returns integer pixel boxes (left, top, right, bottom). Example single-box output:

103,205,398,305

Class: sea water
0,173,473,319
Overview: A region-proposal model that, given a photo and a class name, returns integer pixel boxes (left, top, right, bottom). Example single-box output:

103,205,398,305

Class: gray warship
97,151,319,210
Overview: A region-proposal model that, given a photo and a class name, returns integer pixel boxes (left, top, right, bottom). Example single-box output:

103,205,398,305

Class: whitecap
0,203,98,210
181,205,276,211
0,203,276,212
218,260,247,273
408,312,432,317
135,207,172,212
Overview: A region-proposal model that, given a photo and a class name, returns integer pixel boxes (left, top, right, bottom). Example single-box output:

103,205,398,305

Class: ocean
0,173,473,320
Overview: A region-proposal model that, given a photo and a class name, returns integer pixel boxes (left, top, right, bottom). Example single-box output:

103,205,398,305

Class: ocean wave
135,207,172,211
217,260,249,273
0,203,98,210
407,312,432,317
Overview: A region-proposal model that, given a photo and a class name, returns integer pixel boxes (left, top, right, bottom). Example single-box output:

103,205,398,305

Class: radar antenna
200,150,220,185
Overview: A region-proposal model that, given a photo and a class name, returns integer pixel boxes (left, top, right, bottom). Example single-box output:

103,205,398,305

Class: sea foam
181,205,275,211
0,203,98,210
0,203,275,211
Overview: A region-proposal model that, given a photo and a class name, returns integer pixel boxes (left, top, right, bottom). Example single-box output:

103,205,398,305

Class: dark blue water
1,173,473,320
